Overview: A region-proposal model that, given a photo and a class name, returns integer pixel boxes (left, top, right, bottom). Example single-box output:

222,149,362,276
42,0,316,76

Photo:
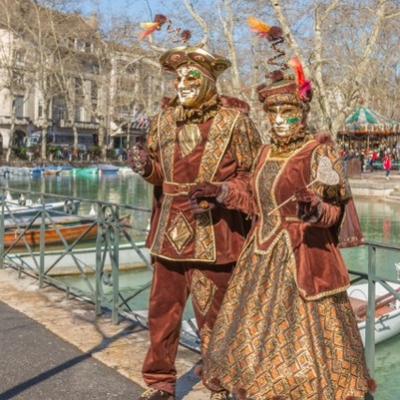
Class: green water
1,174,399,399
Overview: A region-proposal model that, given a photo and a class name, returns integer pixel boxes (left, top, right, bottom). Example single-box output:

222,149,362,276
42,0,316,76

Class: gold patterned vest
149,107,241,263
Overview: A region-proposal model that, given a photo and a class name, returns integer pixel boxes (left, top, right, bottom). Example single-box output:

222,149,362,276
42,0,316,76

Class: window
75,77,83,96
14,96,24,118
12,71,24,88
75,105,84,122
38,103,43,118
52,97,67,123
14,49,25,64
91,81,98,100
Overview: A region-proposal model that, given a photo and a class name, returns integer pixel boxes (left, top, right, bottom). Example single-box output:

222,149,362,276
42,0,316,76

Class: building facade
0,0,161,159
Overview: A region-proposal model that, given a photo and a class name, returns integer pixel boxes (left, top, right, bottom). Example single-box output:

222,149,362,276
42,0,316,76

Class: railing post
111,205,120,325
0,188,5,269
39,194,46,288
365,244,376,381
95,203,103,316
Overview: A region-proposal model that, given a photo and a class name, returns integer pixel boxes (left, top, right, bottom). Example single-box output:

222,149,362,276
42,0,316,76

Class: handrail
0,185,152,213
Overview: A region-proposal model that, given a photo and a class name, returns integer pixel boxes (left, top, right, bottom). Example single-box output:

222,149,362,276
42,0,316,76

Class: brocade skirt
203,230,371,400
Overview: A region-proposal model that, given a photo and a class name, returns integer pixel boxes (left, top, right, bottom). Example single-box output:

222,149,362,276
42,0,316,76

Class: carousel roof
345,107,400,134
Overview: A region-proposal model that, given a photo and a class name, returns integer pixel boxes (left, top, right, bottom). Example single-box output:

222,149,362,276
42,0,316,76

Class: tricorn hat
160,46,231,81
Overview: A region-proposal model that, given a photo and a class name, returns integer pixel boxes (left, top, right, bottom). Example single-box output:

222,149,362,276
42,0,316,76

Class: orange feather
139,22,160,40
247,17,272,36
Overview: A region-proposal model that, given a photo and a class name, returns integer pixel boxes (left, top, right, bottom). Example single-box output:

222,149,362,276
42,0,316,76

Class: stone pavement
349,171,400,199
0,268,205,400
0,301,142,400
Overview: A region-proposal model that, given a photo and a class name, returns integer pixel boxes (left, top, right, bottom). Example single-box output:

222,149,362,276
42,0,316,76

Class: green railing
1,185,400,388
0,186,199,351
347,241,400,388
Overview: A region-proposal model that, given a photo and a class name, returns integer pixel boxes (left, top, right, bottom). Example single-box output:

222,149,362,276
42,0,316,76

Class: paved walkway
0,301,143,400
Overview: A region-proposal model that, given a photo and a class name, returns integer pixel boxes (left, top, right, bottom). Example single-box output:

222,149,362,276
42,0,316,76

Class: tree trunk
72,123,78,157
6,98,16,162
98,121,107,160
41,125,47,161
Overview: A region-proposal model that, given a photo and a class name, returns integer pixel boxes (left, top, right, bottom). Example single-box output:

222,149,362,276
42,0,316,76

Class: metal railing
1,185,399,379
0,185,199,351
347,241,400,387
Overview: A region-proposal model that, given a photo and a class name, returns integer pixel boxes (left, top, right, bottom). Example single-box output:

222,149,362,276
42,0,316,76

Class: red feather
289,56,312,102
289,56,306,86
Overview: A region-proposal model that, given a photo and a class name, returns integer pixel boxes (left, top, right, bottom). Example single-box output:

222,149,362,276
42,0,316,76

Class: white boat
98,164,119,175
348,282,400,344
118,167,135,176
2,199,80,218
8,242,150,275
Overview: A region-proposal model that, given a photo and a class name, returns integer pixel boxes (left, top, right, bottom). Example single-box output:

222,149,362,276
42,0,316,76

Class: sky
77,0,183,25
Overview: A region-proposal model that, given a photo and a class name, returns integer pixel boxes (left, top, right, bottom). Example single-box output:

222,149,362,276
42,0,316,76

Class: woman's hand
294,188,322,222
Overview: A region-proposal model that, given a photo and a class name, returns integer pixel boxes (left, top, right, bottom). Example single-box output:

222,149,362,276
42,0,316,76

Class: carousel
339,106,400,151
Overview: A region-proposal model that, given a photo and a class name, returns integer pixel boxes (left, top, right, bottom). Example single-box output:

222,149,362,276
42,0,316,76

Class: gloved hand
294,188,322,222
128,145,152,176
189,182,222,216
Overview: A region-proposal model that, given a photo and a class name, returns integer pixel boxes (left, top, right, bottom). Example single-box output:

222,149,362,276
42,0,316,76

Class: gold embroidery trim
166,212,194,254
255,140,315,246
191,270,218,316
194,108,240,262
157,109,176,182
150,195,173,255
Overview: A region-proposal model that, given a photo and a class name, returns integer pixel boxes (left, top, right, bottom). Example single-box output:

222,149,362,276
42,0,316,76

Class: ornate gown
203,138,371,400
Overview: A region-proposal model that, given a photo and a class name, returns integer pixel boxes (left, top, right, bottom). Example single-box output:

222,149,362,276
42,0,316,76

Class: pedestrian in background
384,152,392,180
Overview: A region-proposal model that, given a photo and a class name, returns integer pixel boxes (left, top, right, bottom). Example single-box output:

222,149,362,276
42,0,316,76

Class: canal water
1,173,399,399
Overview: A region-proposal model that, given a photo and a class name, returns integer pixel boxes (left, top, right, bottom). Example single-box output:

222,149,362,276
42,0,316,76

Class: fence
1,185,400,390
0,186,199,351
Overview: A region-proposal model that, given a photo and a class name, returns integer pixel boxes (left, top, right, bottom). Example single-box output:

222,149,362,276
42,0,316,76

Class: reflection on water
1,175,399,399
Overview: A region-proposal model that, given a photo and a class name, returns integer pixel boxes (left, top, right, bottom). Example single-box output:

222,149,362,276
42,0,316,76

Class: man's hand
128,145,152,176
189,182,222,216
294,188,322,222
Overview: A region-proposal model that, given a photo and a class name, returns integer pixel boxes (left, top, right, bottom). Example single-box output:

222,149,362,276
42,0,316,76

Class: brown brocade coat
203,138,371,400
143,105,261,265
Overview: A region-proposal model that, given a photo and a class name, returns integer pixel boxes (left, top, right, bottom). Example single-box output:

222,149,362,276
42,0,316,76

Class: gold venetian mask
266,103,305,139
175,65,215,109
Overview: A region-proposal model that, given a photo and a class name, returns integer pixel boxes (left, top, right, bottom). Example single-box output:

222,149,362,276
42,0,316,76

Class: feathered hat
247,17,313,107
159,47,231,81
139,14,230,81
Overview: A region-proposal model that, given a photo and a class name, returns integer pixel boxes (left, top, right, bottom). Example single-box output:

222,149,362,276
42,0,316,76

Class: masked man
129,47,261,400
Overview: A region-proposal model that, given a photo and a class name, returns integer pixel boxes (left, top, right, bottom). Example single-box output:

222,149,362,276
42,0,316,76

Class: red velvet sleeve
218,115,262,216
219,178,256,216
313,202,342,228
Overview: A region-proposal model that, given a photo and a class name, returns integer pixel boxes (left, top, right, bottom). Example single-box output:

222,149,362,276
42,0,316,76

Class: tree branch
182,0,209,48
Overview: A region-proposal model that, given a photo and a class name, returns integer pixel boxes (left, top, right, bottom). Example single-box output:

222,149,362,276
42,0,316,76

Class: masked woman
189,31,374,400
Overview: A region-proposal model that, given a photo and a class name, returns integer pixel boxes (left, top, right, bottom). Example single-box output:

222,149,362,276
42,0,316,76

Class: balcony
0,115,31,126
58,119,99,130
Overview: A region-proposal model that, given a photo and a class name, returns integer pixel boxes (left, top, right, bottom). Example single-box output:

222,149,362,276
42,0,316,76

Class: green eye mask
189,70,202,79
287,117,301,125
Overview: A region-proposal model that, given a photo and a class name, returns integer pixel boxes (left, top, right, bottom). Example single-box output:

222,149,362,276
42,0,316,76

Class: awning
344,107,400,135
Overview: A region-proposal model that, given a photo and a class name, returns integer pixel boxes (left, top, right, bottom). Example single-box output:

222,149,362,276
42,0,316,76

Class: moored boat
4,218,98,248
2,199,80,218
348,282,400,344
72,167,99,177
118,167,135,176
98,164,119,175
3,215,130,249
